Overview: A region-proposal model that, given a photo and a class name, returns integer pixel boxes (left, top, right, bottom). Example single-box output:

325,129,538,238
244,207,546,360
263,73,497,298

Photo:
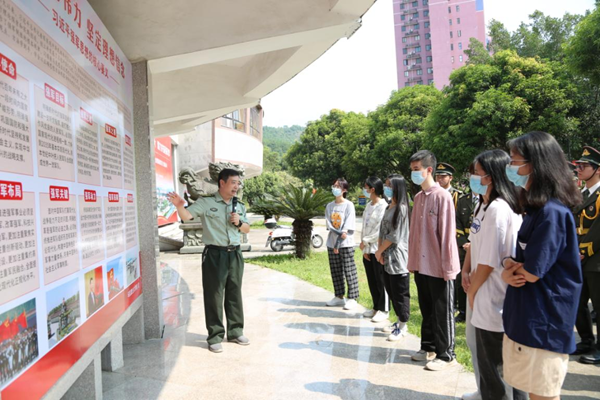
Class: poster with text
0,0,142,397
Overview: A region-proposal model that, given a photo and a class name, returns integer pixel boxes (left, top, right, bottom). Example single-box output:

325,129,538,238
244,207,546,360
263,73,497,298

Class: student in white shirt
463,149,526,400
360,176,389,322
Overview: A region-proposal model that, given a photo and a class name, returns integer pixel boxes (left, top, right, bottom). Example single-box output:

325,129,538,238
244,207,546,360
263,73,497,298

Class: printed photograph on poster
46,278,80,349
107,257,124,300
84,267,104,317
126,250,140,286
0,298,38,387
155,137,178,226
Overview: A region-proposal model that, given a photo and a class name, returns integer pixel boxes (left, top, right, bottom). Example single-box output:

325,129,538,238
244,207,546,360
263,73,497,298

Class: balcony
404,29,419,37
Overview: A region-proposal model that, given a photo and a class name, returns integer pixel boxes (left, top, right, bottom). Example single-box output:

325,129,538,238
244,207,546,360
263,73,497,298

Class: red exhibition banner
0,0,141,398
155,137,178,226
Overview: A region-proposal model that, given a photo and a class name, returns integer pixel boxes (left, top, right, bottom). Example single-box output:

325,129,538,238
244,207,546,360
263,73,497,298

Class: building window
451,56,455,63
417,69,423,76
413,12,419,18
416,57,422,64
448,6,451,13
401,14,405,21
427,67,433,73
402,25,406,32
405,71,409,77
458,42,462,50
405,82,411,87
457,30,462,37
423,0,428,5
450,44,454,51
414,23,420,29
459,55,463,62
222,109,247,132
424,21,430,28
414,35,421,41
424,10,429,17
449,19,452,26
425,33,431,39
417,80,423,85
426,44,432,51
457,18,461,24
415,46,422,52
403,59,409,66
402,37,407,43
403,48,408,54
426,55,432,62
428,78,434,84
400,3,405,9
450,31,453,39
456,5,460,12
250,107,262,138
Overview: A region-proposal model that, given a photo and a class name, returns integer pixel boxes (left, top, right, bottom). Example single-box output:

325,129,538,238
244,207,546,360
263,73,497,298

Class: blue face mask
363,188,370,198
332,187,342,197
469,175,489,196
383,186,393,199
411,170,426,186
505,164,529,188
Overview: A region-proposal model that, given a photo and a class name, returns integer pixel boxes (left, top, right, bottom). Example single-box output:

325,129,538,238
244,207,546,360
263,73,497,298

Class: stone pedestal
179,221,203,254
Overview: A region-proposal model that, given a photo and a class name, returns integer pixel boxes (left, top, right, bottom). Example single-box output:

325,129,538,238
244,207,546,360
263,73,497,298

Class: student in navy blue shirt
501,131,583,400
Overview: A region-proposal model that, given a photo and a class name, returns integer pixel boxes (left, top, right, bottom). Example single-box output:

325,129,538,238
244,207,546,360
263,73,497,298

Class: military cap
435,162,456,176
576,146,600,166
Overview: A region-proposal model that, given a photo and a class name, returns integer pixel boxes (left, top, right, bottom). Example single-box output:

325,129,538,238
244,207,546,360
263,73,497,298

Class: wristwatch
235,220,243,228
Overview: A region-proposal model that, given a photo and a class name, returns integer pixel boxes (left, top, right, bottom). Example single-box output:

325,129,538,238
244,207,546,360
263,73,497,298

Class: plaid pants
327,247,359,300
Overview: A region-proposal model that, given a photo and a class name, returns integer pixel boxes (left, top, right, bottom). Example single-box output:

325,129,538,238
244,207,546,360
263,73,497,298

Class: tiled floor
102,253,600,399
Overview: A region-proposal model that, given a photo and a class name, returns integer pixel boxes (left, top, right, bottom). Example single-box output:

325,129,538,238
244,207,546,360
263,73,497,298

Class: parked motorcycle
265,222,323,252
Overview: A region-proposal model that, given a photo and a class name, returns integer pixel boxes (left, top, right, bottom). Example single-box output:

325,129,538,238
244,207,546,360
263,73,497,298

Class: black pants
575,271,600,347
414,272,455,361
455,271,467,315
383,271,410,322
476,328,527,400
363,255,389,312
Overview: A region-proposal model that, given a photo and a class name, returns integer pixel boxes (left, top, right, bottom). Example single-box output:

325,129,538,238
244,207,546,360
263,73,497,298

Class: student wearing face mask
463,149,525,400
502,131,582,400
360,176,389,322
376,174,411,341
325,178,359,310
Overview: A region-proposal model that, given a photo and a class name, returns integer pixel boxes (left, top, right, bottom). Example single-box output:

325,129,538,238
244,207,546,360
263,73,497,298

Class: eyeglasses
576,163,592,171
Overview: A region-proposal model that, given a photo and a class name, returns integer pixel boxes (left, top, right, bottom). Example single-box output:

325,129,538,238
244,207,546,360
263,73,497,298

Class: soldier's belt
206,245,240,252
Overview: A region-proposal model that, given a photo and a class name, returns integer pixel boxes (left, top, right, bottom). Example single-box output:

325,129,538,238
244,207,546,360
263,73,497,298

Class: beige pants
503,335,568,397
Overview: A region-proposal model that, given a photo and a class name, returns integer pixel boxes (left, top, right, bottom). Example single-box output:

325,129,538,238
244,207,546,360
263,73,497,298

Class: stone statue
178,167,204,204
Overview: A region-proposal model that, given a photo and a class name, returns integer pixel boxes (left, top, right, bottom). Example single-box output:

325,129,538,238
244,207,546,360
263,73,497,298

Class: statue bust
178,167,204,205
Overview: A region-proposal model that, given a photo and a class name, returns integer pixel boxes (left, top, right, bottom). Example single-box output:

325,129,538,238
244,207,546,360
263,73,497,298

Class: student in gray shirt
376,174,411,341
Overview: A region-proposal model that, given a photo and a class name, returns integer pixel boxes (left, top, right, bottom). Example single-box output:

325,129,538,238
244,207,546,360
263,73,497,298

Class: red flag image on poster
16,311,27,329
154,137,178,226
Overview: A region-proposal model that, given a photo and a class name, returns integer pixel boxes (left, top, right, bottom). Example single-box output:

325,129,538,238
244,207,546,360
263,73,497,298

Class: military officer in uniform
572,146,600,364
436,162,471,322
167,168,250,353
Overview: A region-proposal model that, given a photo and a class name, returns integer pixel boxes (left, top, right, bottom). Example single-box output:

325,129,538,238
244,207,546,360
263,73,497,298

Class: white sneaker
425,358,458,371
411,349,436,361
371,310,389,323
383,322,398,333
462,392,482,400
386,322,407,341
343,299,357,310
326,297,345,307
362,309,376,318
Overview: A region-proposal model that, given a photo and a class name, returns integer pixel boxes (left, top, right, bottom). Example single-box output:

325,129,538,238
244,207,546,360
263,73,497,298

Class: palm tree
261,185,330,259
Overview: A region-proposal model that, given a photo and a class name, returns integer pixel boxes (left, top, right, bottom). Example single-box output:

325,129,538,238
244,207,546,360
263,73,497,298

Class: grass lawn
250,250,472,371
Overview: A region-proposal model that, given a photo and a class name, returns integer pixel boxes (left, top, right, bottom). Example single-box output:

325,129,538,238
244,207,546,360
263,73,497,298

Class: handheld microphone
232,196,238,214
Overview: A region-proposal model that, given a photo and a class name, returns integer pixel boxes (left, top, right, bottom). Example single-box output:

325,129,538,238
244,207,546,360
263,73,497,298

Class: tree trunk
292,219,313,259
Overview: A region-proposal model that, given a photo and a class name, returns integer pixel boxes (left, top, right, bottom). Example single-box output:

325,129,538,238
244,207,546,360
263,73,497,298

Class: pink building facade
393,0,485,90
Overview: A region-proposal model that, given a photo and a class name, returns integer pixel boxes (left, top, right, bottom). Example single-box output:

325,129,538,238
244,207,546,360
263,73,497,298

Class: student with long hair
375,174,411,341
463,149,525,400
360,176,389,322
502,131,583,400
325,178,359,310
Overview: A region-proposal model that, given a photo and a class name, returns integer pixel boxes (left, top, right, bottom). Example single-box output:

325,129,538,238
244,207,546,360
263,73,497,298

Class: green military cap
435,162,456,176
576,146,600,166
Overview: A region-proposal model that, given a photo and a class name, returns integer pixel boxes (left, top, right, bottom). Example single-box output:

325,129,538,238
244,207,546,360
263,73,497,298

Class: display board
0,0,142,398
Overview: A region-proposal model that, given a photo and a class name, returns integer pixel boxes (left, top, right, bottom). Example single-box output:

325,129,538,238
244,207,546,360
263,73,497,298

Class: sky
261,0,596,128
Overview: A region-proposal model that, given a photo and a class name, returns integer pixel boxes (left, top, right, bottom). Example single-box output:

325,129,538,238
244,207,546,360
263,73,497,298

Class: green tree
285,109,353,188
487,19,512,54
243,170,301,206
425,50,577,171
260,185,330,259
465,38,492,66
262,125,305,156
262,146,282,172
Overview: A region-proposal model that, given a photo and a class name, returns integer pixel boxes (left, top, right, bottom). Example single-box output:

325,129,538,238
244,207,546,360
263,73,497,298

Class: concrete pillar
122,304,145,344
132,60,163,339
61,354,102,400
101,330,124,372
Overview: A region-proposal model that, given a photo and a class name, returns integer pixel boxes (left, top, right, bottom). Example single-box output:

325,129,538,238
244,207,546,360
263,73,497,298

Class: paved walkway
102,252,600,399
